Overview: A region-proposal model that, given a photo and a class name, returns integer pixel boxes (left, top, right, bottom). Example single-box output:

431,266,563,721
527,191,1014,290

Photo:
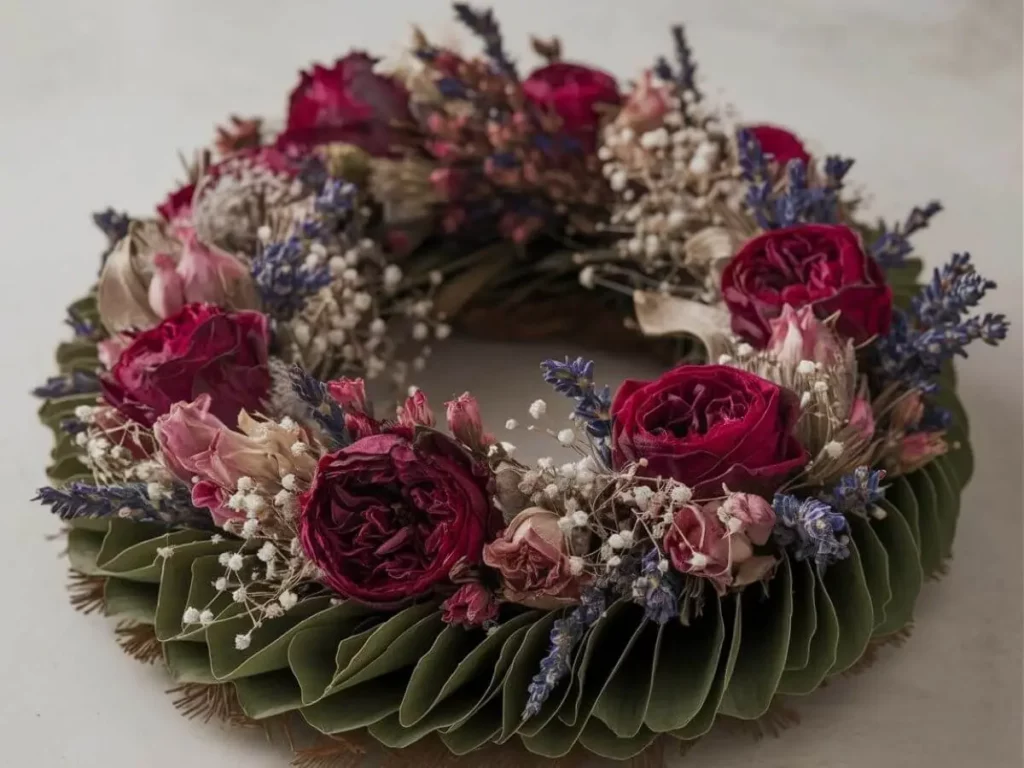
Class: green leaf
206,597,336,680
301,672,407,734
670,594,742,740
234,670,304,719
153,539,238,641
287,604,381,705
887,475,921,548
644,593,724,732
67,527,106,575
519,602,648,758
783,559,818,671
872,499,923,636
164,641,216,684
719,555,793,719
371,690,484,749
97,520,209,582
47,456,92,484
924,460,958,557
777,572,839,695
824,540,875,674
38,395,99,430
441,700,503,755
593,620,659,737
330,604,443,692
848,516,892,631
104,578,158,623
579,719,659,760
905,468,944,577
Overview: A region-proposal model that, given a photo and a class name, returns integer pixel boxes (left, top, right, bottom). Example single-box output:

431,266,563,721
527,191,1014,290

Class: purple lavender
250,237,331,320
874,253,1008,393
453,3,518,80
540,357,613,449
64,307,97,338
773,494,850,572
34,482,211,529
32,372,100,400
522,588,606,721
632,550,680,625
93,208,130,244
654,24,700,104
288,365,350,448
871,201,943,268
827,466,886,517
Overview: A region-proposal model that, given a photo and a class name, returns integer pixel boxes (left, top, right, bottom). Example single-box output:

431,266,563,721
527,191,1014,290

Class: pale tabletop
1,1,1021,766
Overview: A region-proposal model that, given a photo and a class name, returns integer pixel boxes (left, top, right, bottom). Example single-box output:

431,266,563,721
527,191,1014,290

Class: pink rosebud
398,390,435,429
716,493,776,546
176,230,256,307
147,253,186,319
849,395,875,440
441,582,499,628
446,393,492,451
891,391,925,431
97,334,132,370
766,304,844,367
616,71,671,133
896,431,948,474
426,112,448,135
326,377,368,413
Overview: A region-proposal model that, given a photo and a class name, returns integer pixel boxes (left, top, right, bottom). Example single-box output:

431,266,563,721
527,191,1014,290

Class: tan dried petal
97,220,179,333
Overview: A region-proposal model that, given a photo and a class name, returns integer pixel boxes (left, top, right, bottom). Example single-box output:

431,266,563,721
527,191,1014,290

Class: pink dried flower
441,582,499,628
398,390,435,429
767,304,845,367
446,393,492,451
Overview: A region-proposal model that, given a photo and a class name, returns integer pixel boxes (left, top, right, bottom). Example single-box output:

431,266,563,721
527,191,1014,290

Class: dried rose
441,583,499,628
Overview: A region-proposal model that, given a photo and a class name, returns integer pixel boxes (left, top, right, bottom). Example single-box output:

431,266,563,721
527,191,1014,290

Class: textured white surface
1,1,1021,766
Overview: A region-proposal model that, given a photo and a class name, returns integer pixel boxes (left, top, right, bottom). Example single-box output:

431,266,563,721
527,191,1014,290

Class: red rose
298,431,497,607
748,124,810,167
277,52,412,156
610,365,808,497
721,224,892,346
522,62,621,151
100,304,270,428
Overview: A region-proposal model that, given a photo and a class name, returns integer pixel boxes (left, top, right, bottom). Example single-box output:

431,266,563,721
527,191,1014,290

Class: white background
1,1,1021,766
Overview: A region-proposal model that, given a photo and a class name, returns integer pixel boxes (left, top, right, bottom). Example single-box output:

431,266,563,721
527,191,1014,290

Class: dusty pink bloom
664,501,777,594
849,395,875,440
97,334,132,369
891,391,925,431
175,230,255,307
326,377,369,413
715,492,776,546
446,393,493,451
154,394,316,525
398,389,435,429
148,253,186,319
766,304,844,367
616,71,671,133
896,432,948,474
482,507,582,610
441,582,499,628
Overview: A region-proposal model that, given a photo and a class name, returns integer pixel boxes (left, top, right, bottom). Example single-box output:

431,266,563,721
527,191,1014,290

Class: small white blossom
199,609,215,627
257,542,277,563
870,505,888,520
412,322,429,341
292,321,311,346
146,482,169,503
241,518,259,538
435,323,451,340
353,292,372,311
796,360,817,375
633,486,654,511
579,266,596,289
557,428,575,446
499,441,516,455
608,533,626,550
382,264,403,289
210,534,223,544
544,483,560,499
800,391,812,408
227,492,246,511
669,485,693,505
182,607,201,625
557,516,574,533
429,269,443,286
291,441,310,456
537,457,553,470
619,530,635,547
717,354,733,365
564,497,579,513
607,555,622,568
257,225,272,243
657,559,670,574
226,553,244,572
824,440,844,459
559,462,577,479
234,633,252,651
232,586,247,603
243,494,265,516
156,546,174,559
218,552,232,566
74,405,95,422
369,318,387,336
571,510,589,527
813,380,829,394
569,556,585,576
279,591,299,611
505,419,518,430
689,552,709,569
528,399,547,419
281,474,297,492
214,577,228,592
735,343,754,357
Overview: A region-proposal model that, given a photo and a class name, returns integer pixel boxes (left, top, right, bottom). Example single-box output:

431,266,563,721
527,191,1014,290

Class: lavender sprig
912,252,995,327
871,201,943,269
288,365,350,448
32,372,100,400
522,588,606,721
453,3,518,80
250,236,332,320
773,494,850,572
826,467,886,517
93,208,130,244
654,24,700,104
65,307,97,338
540,357,613,453
34,482,211,529
631,549,680,625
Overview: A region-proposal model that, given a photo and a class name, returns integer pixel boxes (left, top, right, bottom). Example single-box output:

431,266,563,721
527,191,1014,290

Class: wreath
34,5,1007,766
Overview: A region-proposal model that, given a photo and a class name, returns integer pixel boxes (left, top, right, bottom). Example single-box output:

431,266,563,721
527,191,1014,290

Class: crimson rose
747,124,810,167
101,303,270,428
277,52,411,156
298,431,497,607
522,62,620,151
610,365,808,497
721,224,892,346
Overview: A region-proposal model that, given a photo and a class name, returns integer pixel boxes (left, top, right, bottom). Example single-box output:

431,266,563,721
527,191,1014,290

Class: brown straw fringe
167,681,258,727
842,624,915,678
115,621,163,664
66,570,107,615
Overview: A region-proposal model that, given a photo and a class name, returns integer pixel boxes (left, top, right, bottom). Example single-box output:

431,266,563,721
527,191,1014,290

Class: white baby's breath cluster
72,404,175,488
585,79,747,301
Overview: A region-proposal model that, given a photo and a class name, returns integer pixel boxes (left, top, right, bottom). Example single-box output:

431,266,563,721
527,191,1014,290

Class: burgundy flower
610,364,808,497
482,507,582,610
277,52,412,156
721,224,893,346
101,303,270,428
522,62,621,151
441,582,499,628
748,124,810,167
298,430,498,607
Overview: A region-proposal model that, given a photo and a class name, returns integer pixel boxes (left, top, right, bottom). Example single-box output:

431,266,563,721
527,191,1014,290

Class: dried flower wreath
35,5,1007,766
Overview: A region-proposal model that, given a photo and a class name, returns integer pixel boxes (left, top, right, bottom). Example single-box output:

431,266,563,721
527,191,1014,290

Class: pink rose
766,304,846,367
154,394,316,525
398,389,436,429
174,230,257,308
482,508,582,610
326,377,369,412
715,493,776,546
446,393,493,452
441,583,499,628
